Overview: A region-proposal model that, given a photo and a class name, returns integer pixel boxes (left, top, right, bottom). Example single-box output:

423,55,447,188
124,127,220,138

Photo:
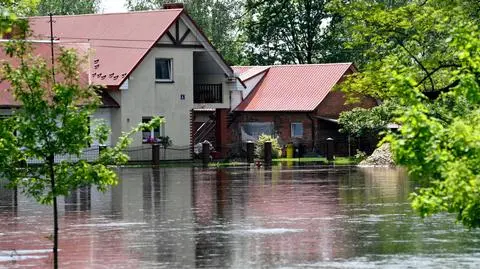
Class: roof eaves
116,9,184,88
181,11,234,77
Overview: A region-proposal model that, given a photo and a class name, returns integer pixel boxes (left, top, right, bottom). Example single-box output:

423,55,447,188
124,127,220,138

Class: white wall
121,46,195,151
91,108,113,146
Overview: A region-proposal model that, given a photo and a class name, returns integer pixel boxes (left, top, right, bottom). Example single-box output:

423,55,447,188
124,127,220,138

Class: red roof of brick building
234,63,355,112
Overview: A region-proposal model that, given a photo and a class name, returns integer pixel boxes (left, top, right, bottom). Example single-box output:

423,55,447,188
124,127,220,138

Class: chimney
163,3,184,9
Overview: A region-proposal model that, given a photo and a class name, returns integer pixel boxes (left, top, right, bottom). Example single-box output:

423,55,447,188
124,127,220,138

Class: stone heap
359,143,395,166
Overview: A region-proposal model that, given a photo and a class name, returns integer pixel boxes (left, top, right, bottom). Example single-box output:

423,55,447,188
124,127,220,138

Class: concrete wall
118,46,194,150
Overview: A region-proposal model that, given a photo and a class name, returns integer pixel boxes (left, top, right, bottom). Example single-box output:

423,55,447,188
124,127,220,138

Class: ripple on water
0,249,51,263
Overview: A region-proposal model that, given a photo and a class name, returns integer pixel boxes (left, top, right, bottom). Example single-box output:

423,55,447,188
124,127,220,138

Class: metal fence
25,144,192,165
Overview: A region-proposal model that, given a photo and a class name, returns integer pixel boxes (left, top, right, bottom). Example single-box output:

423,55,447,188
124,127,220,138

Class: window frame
155,58,173,83
291,122,304,138
142,116,165,144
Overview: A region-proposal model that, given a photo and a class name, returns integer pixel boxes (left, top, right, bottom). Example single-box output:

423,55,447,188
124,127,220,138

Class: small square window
155,58,172,81
142,116,165,143
291,122,303,138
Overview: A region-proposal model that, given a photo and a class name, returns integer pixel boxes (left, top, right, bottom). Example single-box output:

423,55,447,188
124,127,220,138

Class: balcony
194,84,222,103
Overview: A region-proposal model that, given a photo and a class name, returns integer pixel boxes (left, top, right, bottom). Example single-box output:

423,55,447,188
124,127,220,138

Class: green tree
243,0,353,65
332,0,480,227
35,0,99,15
0,0,39,31
338,101,396,138
126,0,246,65
255,134,282,158
0,26,162,268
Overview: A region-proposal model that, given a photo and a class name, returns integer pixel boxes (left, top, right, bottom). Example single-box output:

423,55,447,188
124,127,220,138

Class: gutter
307,113,316,150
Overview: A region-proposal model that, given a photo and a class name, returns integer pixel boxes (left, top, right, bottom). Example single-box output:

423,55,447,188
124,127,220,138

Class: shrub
255,134,282,158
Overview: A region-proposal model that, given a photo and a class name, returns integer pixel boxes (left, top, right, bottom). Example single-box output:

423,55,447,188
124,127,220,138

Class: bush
255,134,282,158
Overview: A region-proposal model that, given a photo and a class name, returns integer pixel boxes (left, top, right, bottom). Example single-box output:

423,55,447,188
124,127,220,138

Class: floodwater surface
1,166,480,268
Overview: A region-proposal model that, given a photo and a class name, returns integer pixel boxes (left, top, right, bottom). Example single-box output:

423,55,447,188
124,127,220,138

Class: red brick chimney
163,3,184,9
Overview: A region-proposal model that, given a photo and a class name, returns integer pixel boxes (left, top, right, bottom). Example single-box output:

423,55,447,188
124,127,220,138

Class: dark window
155,58,172,81
291,122,304,138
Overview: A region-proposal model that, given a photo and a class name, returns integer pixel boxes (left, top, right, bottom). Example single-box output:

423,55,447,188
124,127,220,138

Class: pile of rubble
359,143,395,166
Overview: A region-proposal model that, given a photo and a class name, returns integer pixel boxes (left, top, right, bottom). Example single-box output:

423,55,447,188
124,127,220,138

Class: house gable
156,18,201,47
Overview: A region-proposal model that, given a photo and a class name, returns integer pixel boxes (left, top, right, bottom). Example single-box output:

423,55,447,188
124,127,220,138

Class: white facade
107,14,243,160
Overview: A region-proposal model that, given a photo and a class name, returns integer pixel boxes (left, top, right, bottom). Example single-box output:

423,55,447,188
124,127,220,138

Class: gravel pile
359,143,395,166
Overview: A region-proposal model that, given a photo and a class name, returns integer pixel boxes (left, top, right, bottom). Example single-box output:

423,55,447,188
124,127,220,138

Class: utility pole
48,13,58,269
49,13,55,83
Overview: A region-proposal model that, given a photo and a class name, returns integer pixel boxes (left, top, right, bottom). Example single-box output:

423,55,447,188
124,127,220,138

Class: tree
338,101,396,138
332,0,480,227
255,134,282,159
35,0,99,15
243,0,353,65
126,0,247,65
0,24,162,268
0,0,39,31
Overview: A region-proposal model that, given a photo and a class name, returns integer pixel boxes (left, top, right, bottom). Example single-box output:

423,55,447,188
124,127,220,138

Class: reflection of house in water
192,168,347,266
135,168,196,268
0,180,16,217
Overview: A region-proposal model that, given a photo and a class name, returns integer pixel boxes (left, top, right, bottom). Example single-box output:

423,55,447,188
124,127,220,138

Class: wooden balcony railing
194,84,222,103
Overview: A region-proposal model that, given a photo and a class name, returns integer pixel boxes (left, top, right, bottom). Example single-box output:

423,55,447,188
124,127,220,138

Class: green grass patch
273,156,360,165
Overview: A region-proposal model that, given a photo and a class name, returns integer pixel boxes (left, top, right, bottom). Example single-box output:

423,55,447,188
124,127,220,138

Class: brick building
230,63,377,157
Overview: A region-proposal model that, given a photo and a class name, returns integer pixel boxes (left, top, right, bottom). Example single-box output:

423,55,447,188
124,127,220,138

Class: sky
100,0,128,13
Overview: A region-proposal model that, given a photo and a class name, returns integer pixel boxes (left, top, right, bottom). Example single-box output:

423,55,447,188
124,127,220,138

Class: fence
25,144,192,165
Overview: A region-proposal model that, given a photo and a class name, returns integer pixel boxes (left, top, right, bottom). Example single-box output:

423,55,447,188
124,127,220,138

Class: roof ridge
28,8,183,19
232,63,352,69
269,62,352,68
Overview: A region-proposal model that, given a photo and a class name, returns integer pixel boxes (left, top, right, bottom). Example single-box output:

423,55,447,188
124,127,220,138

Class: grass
120,156,361,168
273,156,360,165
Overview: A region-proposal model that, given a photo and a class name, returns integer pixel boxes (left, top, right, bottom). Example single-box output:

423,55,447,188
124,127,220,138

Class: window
155,58,172,82
142,116,165,143
291,122,304,138
240,122,274,142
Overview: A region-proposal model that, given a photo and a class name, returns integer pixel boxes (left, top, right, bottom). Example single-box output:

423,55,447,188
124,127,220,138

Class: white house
0,5,244,161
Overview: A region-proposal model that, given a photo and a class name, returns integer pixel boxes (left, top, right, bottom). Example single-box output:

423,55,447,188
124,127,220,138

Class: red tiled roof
0,42,118,108
235,63,354,112
0,9,184,107
28,9,183,86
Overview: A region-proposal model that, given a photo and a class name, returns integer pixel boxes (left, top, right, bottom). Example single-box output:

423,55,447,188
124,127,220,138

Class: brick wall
316,91,377,118
232,112,315,149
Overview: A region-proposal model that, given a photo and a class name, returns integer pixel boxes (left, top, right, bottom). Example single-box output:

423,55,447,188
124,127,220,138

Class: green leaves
338,101,397,138
244,0,346,64
335,0,480,227
35,0,99,15
0,37,164,206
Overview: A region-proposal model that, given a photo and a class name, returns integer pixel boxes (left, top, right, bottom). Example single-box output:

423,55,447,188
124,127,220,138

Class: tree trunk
48,154,58,269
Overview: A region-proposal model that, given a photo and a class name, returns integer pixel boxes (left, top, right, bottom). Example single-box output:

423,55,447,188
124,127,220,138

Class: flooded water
1,166,480,268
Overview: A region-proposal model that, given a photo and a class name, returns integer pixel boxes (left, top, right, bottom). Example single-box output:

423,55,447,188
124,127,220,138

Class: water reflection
0,166,480,268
